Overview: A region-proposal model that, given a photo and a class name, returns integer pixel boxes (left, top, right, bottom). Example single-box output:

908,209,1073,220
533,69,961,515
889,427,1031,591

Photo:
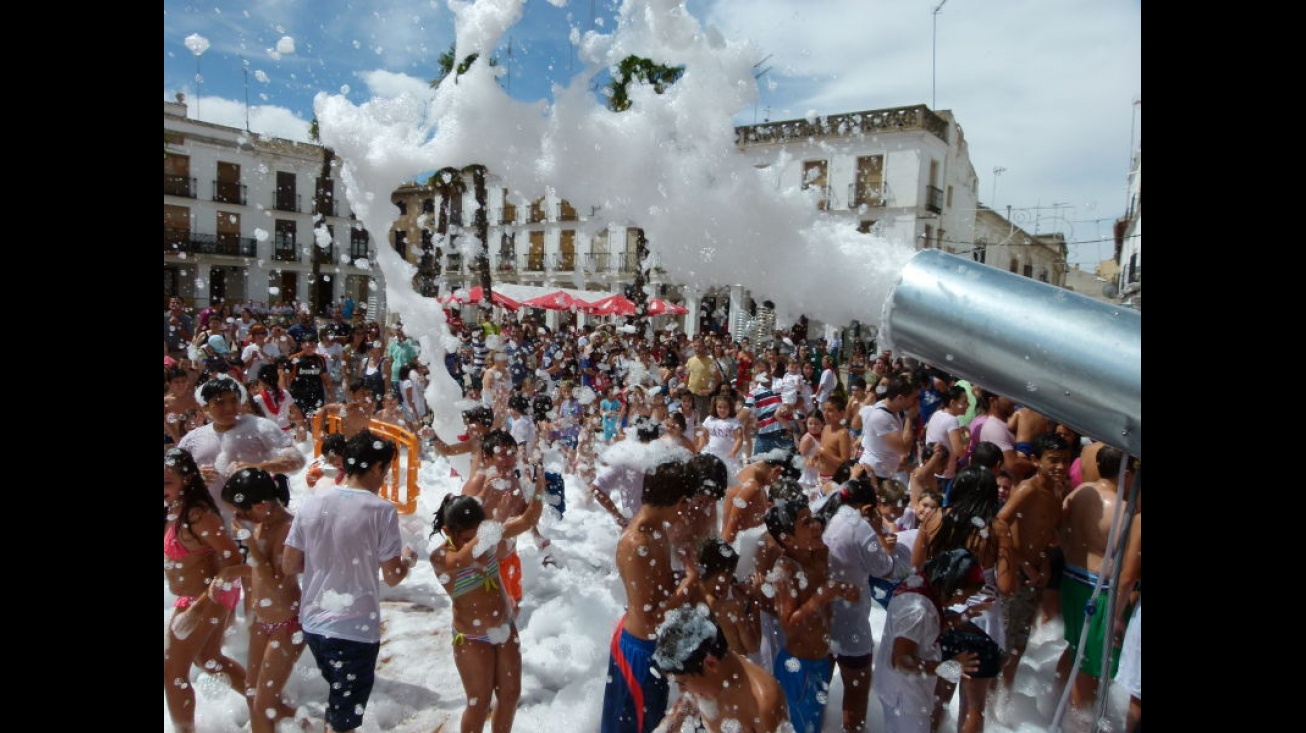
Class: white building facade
163,98,377,315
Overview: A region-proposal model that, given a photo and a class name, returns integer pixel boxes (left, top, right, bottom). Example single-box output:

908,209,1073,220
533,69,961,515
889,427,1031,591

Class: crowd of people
163,296,1140,733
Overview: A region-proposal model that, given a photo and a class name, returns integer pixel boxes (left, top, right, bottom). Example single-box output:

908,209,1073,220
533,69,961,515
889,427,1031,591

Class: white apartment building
163,97,376,314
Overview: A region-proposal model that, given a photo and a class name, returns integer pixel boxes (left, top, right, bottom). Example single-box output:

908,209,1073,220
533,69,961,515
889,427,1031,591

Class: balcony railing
315,199,337,217
550,252,577,271
273,193,301,213
163,230,257,257
521,253,546,271
619,253,641,272
212,181,247,205
497,255,517,272
925,185,943,214
586,252,612,273
164,174,195,198
848,182,886,208
313,244,335,265
273,235,299,262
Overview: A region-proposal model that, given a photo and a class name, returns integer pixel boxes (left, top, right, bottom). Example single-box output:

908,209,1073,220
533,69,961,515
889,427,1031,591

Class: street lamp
991,166,1006,208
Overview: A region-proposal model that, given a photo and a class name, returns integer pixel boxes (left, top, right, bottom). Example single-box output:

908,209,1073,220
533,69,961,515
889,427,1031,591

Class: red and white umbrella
646,297,688,315
436,285,521,311
583,294,637,316
520,290,592,311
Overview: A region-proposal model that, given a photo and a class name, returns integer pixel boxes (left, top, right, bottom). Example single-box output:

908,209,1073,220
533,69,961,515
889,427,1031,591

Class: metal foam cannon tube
880,249,1141,456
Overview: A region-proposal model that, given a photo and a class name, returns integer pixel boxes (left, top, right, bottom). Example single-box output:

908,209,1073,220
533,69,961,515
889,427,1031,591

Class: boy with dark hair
601,459,699,733
652,605,787,733
993,431,1072,715
282,429,417,733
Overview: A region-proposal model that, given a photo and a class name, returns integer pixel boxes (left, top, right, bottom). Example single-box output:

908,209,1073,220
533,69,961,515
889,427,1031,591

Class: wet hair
343,429,398,477
321,433,348,458
1031,431,1072,458
480,428,518,457
876,477,910,508
970,441,1004,472
921,442,948,463
698,537,740,578
641,459,697,507
198,374,245,404
687,453,728,500
652,605,729,677
883,374,916,401
823,392,847,411
1096,445,1125,478
815,476,878,525
164,447,221,532
430,493,486,538
849,376,867,391
925,466,999,559
764,498,810,547
922,548,983,604
509,394,531,414
831,459,855,485
256,363,280,389
463,404,494,427
221,467,291,509
766,477,806,505
166,366,189,383
633,416,662,442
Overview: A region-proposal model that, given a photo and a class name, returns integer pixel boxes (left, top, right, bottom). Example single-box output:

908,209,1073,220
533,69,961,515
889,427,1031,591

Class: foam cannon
880,249,1140,456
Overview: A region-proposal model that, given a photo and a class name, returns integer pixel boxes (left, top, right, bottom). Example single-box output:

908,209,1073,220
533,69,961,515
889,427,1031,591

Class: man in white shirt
856,374,919,485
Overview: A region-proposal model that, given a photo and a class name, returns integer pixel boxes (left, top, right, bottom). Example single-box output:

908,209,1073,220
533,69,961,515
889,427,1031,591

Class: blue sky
163,0,1140,269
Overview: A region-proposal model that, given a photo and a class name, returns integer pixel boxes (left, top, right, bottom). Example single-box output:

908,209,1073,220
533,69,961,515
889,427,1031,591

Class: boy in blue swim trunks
601,459,699,733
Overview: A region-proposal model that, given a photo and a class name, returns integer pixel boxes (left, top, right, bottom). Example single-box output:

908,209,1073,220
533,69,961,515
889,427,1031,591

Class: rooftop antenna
932,0,949,109
241,56,251,132
184,34,210,121
505,36,513,94
751,54,773,124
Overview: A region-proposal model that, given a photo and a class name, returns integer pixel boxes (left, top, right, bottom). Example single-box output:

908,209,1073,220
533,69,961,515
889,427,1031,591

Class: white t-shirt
176,414,304,523
924,410,962,479
825,505,895,656
858,401,907,479
285,486,403,643
873,591,943,715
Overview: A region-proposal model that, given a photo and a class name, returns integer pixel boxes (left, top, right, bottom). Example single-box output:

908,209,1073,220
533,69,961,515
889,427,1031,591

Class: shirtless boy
653,605,789,733
1057,445,1134,729
601,459,699,733
993,431,1072,709
763,498,857,733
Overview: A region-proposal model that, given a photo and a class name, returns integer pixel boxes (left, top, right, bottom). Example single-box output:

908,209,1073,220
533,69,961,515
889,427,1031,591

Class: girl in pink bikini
219,468,306,733
163,447,249,732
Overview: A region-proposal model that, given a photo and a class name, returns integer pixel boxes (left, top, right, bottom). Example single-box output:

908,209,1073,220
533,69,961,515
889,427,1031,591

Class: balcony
164,174,196,198
585,252,612,273
550,252,577,271
495,206,517,225
497,255,517,273
313,244,335,265
619,253,641,273
273,193,302,213
315,200,337,217
848,182,887,208
212,180,247,205
521,253,546,272
445,253,464,272
273,235,299,262
163,230,257,257
925,185,943,214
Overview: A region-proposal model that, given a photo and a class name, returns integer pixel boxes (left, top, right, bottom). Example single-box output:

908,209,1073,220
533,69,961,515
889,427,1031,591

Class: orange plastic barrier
311,413,422,515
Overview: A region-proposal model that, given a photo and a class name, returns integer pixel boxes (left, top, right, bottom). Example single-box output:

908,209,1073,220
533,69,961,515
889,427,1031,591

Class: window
498,232,516,271
274,220,297,261
275,172,297,212
501,191,517,225
164,205,190,251
163,153,192,197
936,228,945,250
528,231,546,270
529,197,547,224
589,230,610,272
395,200,408,216
853,155,884,207
559,230,576,270
215,162,242,205
422,198,435,214
1009,257,1019,274
559,199,578,221
394,229,408,259
216,211,241,255
802,160,829,210
316,176,336,217
922,224,933,250
624,228,643,271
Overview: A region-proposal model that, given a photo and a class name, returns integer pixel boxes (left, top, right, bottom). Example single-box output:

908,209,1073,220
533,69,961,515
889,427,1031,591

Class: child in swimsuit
429,491,543,733
220,467,305,733
163,447,249,733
